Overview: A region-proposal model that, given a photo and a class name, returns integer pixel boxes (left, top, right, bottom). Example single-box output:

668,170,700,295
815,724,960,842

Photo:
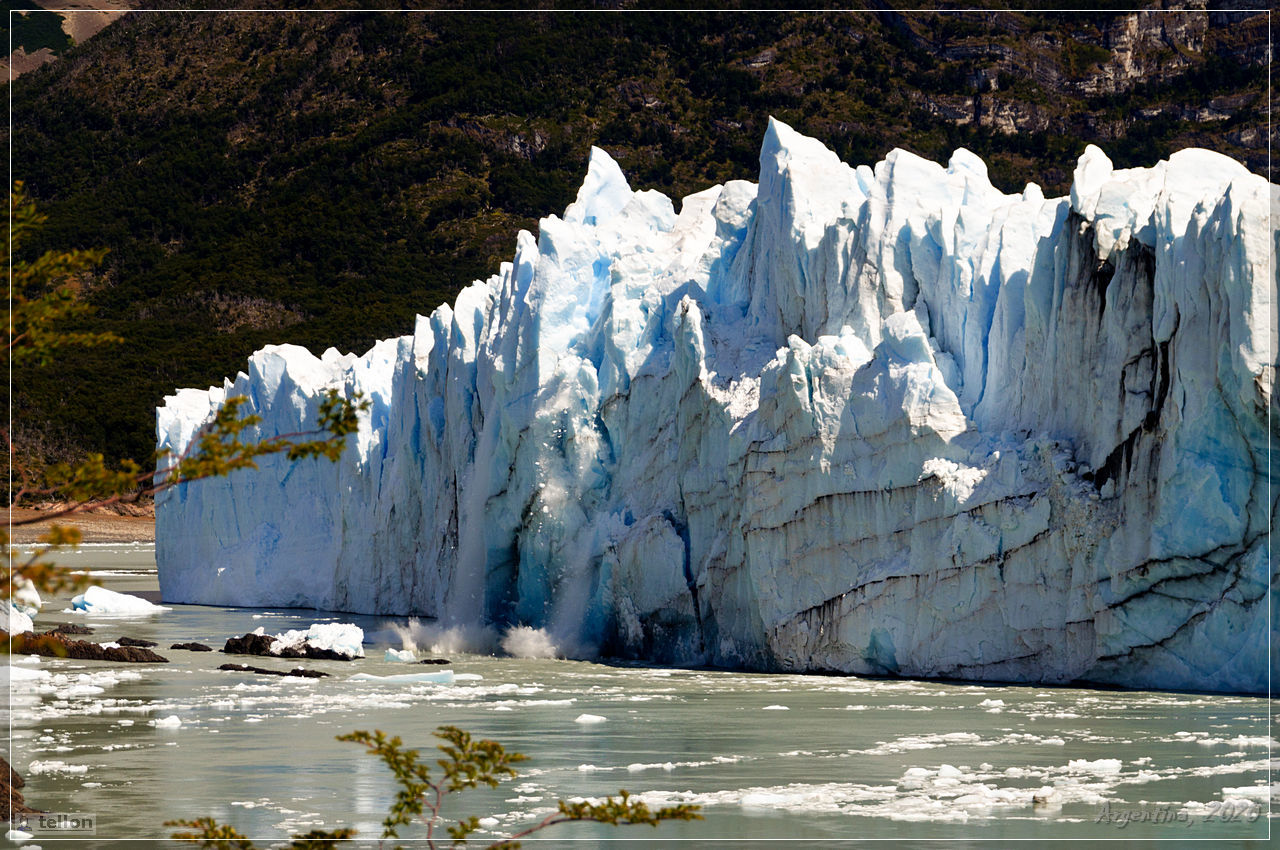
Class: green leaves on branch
502,788,703,846
171,726,701,849
1,523,94,606
43,454,144,504
338,726,527,843
555,789,702,828
10,389,368,516
284,829,360,849
164,818,256,850
435,725,527,793
164,819,354,850
3,387,365,602
338,729,436,839
159,389,370,488
7,182,120,368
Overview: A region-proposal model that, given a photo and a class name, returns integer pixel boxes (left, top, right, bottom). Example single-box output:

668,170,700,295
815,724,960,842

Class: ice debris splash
156,119,1277,694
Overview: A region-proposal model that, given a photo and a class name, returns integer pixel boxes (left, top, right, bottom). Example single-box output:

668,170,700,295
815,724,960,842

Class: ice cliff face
157,119,1277,694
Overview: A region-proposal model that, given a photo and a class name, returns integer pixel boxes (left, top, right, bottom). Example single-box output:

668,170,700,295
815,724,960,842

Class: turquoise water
4,544,1273,848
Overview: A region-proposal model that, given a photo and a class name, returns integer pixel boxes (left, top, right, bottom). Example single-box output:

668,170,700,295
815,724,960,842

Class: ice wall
157,120,1277,694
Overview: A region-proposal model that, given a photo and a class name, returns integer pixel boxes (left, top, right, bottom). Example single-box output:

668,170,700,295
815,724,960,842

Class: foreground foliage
169,726,701,848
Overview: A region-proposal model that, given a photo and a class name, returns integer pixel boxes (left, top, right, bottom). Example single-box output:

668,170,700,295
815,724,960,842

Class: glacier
156,119,1277,694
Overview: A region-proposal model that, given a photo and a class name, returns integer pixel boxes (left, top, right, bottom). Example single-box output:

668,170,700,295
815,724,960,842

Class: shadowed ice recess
156,118,1277,694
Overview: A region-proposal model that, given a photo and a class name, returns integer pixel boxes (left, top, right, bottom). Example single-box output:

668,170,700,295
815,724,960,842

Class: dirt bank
6,506,156,544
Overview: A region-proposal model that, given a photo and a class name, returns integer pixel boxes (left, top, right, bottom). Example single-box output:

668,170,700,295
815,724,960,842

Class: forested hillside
7,5,1269,473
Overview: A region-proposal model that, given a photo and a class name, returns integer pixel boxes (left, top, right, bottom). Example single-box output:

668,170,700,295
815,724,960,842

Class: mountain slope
7,5,1270,469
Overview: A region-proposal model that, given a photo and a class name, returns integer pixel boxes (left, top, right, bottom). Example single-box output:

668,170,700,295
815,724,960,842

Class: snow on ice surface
68,586,169,616
156,119,1276,694
269,623,364,658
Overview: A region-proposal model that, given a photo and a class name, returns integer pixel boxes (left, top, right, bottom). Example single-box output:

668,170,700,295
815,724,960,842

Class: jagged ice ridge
157,119,1277,694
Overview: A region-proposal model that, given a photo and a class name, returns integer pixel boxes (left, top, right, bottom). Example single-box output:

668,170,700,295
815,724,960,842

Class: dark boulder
222,632,355,661
299,645,353,661
217,662,329,678
42,623,93,635
170,642,213,652
5,631,168,663
117,636,157,647
221,632,277,656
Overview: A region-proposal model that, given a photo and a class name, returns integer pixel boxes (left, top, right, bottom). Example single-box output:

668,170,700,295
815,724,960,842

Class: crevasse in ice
156,119,1277,694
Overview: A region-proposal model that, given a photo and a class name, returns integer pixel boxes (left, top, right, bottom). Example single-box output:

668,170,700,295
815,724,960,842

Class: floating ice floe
349,670,455,685
384,648,417,662
68,586,169,616
28,760,88,775
1067,758,1123,774
574,713,607,724
3,666,51,685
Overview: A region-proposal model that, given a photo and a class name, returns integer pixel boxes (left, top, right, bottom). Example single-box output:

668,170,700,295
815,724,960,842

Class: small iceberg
350,670,455,685
69,586,170,616
2,602,34,634
384,648,417,663
12,577,42,616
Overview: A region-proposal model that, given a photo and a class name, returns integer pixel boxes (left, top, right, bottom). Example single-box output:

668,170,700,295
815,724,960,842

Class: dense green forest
3,3,75,57
6,6,1270,474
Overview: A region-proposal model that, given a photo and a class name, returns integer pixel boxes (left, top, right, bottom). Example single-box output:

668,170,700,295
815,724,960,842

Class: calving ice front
156,119,1275,694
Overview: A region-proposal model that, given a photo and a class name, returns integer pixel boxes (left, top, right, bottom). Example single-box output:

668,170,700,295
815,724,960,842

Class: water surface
5,544,1273,847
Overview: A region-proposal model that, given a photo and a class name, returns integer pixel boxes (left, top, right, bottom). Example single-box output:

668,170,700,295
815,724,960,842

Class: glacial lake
4,544,1273,848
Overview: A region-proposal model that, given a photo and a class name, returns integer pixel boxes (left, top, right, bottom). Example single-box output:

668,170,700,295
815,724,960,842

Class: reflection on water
3,545,1274,848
